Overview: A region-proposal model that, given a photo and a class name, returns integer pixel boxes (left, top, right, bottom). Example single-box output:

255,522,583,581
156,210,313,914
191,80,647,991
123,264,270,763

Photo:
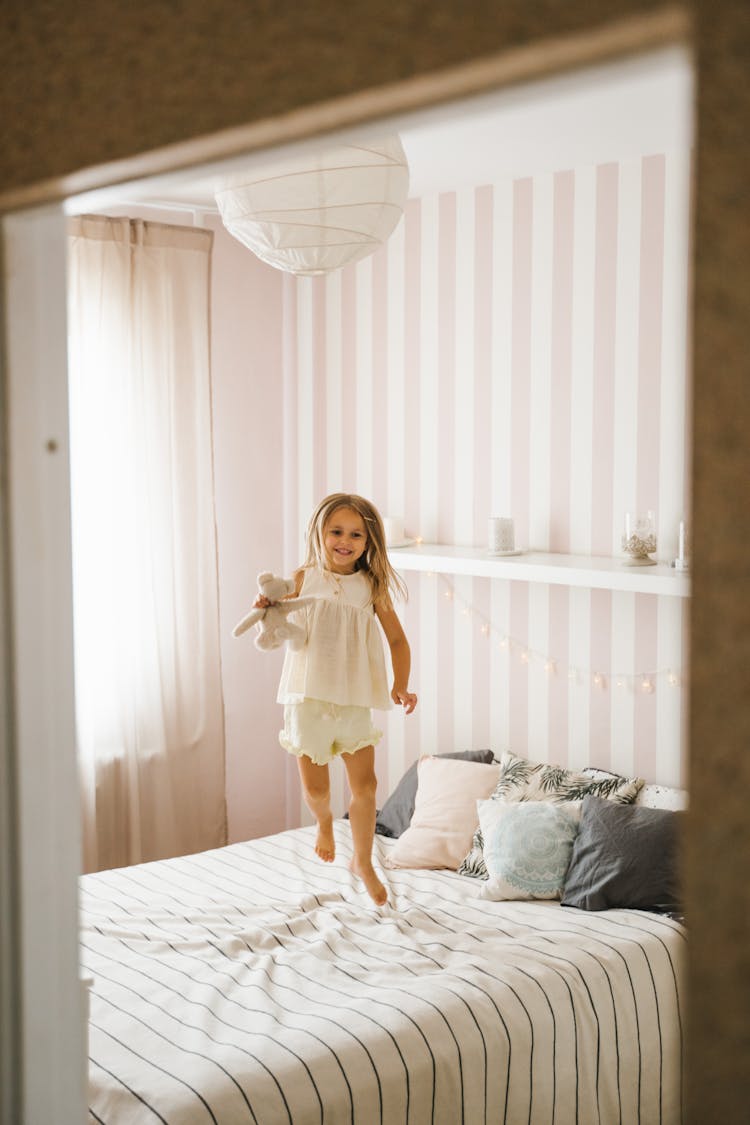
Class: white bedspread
82,821,685,1124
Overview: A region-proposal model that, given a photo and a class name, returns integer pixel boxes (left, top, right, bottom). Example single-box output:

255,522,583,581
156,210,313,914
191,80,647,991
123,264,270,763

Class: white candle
488,517,515,553
383,517,404,546
678,520,686,561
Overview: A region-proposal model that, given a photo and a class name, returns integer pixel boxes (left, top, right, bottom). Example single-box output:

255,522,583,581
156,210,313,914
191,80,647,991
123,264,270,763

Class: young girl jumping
256,493,417,906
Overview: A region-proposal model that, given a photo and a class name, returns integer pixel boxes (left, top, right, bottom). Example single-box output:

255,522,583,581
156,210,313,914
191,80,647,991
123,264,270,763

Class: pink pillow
385,756,500,870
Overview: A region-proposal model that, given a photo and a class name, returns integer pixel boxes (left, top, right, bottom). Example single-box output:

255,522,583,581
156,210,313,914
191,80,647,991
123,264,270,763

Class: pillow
561,794,682,912
375,749,495,838
636,783,688,810
384,756,500,870
477,799,581,901
458,751,643,880
495,752,644,804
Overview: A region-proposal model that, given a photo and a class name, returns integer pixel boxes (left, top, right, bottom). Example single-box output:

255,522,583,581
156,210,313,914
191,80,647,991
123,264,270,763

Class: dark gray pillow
375,750,495,838
561,794,682,912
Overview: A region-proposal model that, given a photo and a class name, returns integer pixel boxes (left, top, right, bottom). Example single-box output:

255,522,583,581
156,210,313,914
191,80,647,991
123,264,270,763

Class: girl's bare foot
315,819,335,862
350,859,388,906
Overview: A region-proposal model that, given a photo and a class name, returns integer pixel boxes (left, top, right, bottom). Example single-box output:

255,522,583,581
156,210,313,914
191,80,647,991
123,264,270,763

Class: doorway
1,37,694,1125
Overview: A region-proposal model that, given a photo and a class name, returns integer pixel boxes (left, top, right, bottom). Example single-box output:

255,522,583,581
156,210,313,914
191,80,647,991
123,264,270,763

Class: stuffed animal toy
232,572,315,651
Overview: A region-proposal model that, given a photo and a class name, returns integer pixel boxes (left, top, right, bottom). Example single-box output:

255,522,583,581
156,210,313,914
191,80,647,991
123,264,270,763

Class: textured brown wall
1,0,749,1119
1,0,673,196
686,3,750,1121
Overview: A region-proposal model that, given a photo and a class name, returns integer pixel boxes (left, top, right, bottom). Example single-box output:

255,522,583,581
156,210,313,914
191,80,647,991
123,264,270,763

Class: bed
82,791,686,1125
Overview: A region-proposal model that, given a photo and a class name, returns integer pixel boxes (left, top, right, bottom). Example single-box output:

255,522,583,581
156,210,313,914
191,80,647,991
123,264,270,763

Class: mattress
82,820,685,1124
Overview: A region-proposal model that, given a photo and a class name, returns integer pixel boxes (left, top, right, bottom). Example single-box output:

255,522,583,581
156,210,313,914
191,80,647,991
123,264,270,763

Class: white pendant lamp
214,136,409,277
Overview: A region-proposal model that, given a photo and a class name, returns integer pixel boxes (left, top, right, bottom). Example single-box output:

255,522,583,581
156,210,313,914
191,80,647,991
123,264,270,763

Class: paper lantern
214,136,409,276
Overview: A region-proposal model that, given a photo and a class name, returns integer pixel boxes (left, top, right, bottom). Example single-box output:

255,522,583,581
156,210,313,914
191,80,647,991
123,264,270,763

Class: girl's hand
253,594,273,609
392,688,417,714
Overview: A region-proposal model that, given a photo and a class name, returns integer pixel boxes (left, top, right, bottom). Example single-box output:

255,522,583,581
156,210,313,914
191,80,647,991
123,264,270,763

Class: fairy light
427,572,683,693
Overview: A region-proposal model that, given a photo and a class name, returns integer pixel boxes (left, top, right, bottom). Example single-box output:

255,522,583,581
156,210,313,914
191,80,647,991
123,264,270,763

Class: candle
383,516,404,546
488,517,515,554
678,520,685,561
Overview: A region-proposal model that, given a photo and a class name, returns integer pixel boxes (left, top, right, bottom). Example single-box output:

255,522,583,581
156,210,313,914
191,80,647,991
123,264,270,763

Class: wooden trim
0,5,691,214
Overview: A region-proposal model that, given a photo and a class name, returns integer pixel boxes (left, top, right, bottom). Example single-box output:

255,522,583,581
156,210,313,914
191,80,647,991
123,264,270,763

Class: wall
0,3,687,201
282,149,691,818
96,103,692,837
206,217,289,842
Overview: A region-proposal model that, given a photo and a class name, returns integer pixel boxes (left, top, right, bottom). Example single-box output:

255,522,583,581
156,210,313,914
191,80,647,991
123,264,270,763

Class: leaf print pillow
458,751,643,881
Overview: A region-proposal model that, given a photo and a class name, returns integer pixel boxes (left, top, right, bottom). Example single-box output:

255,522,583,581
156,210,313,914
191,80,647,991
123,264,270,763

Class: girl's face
323,507,368,574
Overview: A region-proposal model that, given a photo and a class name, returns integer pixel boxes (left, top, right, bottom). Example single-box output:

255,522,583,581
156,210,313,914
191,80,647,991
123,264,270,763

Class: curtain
67,215,226,872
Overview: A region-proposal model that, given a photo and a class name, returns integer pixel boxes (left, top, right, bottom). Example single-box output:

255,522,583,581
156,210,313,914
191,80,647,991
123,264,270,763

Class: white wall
207,217,290,842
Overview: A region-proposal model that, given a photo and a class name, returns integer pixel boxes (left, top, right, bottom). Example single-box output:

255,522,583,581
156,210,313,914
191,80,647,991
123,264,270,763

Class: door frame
0,9,690,1122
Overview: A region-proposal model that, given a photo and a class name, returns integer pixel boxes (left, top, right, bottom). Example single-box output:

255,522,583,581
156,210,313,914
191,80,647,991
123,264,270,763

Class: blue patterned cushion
478,800,581,901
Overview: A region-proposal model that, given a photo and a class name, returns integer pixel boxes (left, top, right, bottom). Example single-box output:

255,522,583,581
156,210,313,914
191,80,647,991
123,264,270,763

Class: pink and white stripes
283,152,691,814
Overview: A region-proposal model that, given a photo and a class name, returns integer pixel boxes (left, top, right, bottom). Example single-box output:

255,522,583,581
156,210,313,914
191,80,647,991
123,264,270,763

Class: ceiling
95,45,691,217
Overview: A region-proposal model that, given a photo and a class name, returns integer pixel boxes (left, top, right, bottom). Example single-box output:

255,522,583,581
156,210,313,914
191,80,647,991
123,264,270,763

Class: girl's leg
342,746,387,906
297,756,335,862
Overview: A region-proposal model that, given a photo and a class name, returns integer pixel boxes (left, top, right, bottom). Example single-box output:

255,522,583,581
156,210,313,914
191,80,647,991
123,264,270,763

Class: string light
420,572,684,694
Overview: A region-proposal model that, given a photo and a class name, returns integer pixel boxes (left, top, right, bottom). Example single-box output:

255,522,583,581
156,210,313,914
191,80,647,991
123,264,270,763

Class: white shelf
388,543,690,597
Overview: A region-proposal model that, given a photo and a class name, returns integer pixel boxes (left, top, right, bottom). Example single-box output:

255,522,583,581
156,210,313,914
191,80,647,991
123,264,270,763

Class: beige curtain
67,216,226,872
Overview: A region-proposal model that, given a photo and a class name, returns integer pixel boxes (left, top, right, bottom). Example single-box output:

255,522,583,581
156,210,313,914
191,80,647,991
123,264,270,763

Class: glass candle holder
621,511,657,566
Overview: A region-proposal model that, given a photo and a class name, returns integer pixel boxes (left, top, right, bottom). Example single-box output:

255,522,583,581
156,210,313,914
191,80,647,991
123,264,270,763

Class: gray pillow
561,794,682,912
375,750,495,838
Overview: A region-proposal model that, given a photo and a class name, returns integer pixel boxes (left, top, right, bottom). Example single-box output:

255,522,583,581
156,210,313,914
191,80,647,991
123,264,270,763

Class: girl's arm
375,601,418,713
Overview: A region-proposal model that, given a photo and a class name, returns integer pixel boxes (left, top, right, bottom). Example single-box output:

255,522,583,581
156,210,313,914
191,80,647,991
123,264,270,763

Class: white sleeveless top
277,566,391,710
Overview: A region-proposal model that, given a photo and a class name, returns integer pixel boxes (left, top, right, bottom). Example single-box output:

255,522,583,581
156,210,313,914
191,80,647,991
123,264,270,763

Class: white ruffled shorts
280,698,383,766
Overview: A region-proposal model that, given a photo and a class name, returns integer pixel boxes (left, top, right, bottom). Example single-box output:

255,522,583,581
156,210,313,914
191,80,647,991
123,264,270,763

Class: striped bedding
82,820,685,1124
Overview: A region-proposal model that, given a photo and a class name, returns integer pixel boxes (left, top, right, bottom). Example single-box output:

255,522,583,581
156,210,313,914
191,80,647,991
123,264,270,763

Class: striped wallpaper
283,151,692,817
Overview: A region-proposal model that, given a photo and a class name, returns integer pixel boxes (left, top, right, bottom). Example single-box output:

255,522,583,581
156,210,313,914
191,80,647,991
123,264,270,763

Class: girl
256,493,417,905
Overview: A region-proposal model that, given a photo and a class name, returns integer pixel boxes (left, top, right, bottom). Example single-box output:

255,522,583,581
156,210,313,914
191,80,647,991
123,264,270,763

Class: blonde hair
303,493,407,607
